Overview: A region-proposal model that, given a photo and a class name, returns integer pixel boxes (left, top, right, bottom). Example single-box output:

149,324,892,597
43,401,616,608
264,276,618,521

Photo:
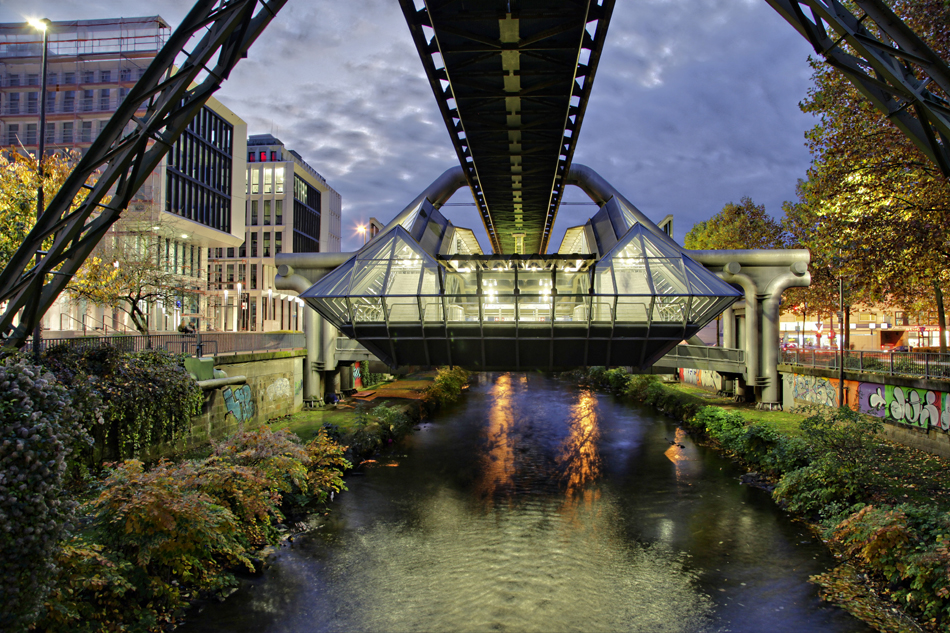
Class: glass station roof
300,222,740,370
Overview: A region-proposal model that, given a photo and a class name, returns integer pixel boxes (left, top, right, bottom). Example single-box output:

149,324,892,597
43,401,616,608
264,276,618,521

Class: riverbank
567,368,948,633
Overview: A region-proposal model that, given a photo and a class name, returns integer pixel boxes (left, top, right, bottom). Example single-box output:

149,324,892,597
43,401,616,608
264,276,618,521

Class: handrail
781,349,950,381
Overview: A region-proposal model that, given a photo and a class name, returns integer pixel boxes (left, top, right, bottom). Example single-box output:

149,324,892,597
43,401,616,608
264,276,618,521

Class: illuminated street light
29,16,51,361
357,224,367,246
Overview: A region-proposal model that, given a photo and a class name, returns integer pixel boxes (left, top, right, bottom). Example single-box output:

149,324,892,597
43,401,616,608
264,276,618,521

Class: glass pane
445,295,479,321
517,271,550,300
304,258,355,297
422,298,444,322
647,258,690,296
653,298,687,323
616,298,650,322
386,264,421,295
591,298,614,322
593,267,615,295
352,297,384,322
554,294,588,322
386,296,419,322
555,269,589,295
350,259,390,296
640,230,683,259
444,271,478,295
420,265,441,296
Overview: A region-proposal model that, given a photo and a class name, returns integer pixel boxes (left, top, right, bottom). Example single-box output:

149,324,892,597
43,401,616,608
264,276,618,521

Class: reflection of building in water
558,389,602,515
664,427,698,481
474,373,516,505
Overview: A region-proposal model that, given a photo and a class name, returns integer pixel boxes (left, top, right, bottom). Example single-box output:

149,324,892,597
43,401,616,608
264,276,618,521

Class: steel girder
766,0,950,178
0,0,288,349
399,0,615,255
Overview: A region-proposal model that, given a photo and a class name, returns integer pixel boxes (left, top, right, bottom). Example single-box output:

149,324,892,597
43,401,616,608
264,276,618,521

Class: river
180,372,869,633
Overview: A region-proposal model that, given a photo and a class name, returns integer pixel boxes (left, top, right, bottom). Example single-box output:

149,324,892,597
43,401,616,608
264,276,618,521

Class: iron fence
35,332,305,357
782,349,950,380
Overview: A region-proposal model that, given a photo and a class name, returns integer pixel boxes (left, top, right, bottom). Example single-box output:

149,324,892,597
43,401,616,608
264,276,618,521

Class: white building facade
208,134,341,332
0,16,247,334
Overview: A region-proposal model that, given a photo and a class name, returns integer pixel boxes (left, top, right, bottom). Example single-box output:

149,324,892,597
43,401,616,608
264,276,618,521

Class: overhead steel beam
0,0,288,349
766,0,950,177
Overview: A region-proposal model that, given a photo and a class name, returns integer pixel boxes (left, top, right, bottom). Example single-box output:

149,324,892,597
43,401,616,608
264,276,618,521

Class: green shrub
303,428,350,504
622,374,660,400
43,344,203,462
829,504,950,626
0,359,88,631
424,366,470,406
212,426,311,504
773,408,883,517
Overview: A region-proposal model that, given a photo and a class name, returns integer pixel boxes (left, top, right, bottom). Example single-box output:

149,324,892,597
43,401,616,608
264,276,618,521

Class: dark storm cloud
2,0,821,251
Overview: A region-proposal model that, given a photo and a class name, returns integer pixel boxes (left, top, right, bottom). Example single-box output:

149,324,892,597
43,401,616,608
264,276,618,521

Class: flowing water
181,373,870,633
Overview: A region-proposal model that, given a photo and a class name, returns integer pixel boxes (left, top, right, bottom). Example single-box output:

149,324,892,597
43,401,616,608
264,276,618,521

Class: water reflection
474,373,516,505
558,388,602,515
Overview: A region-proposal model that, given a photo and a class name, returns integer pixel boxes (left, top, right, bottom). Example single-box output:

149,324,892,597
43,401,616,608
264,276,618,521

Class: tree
684,197,786,250
0,149,87,275
792,0,950,350
69,227,199,336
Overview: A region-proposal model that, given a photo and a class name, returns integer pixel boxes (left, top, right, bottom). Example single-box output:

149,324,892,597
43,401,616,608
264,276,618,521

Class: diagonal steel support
0,0,288,349
765,0,950,178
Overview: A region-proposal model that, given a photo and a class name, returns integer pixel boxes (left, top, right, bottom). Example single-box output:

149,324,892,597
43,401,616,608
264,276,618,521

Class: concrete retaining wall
150,350,305,457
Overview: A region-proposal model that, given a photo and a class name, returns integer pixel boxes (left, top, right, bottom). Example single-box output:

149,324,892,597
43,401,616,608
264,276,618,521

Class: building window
81,121,93,143
63,91,75,112
250,263,257,289
275,167,284,194
26,73,38,86
270,151,278,161
81,90,94,112
264,200,271,225
45,123,54,144
248,151,255,163
118,87,128,104
81,71,94,84
895,311,909,326
46,91,55,113
227,247,234,258
259,151,266,162
275,199,282,225
120,67,132,82
100,70,111,83
63,72,75,85
275,231,282,255
7,74,19,87
62,122,73,143
48,73,58,85
25,124,37,145
7,93,19,115
263,232,270,257
238,262,245,283
6,124,19,145
27,92,38,114
263,167,272,194
99,89,110,111
251,232,258,257
250,200,258,225
239,241,246,258
251,168,259,194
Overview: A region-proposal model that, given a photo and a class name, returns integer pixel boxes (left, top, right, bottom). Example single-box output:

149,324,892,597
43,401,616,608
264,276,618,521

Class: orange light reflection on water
474,373,516,506
558,389,602,516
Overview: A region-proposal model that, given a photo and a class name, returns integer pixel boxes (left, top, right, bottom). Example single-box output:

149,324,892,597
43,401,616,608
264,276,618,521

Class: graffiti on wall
791,374,839,408
679,368,722,391
790,373,950,431
223,384,255,423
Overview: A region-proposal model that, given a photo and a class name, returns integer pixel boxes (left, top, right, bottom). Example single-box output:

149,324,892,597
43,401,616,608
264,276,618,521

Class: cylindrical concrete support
720,265,759,395
723,306,736,348
759,261,810,407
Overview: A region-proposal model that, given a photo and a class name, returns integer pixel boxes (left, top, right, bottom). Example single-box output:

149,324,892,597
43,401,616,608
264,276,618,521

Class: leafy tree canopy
684,197,786,250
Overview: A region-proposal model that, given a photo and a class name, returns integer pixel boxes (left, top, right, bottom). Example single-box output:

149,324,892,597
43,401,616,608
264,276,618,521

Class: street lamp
357,224,367,246
28,17,51,361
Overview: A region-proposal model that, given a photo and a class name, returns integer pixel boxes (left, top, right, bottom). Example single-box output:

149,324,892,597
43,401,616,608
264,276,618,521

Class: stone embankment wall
780,364,950,458
153,350,305,457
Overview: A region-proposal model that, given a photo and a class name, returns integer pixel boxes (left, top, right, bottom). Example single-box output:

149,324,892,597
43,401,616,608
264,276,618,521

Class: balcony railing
782,349,950,380
35,332,305,357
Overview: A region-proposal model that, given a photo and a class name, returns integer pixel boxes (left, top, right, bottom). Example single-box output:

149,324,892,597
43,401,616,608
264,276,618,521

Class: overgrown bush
349,403,413,456
33,426,351,632
43,344,203,462
0,359,88,631
828,504,950,626
423,366,470,406
773,407,883,517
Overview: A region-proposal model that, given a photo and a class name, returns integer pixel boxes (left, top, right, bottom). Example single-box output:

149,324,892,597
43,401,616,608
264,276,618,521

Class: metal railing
782,349,950,380
35,331,305,357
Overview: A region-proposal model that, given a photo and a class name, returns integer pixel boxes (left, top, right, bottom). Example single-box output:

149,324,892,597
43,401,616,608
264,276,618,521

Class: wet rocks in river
740,471,775,492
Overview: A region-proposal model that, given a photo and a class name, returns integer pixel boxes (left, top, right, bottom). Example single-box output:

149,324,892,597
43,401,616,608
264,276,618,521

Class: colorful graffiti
223,384,255,423
679,368,721,391
789,373,950,431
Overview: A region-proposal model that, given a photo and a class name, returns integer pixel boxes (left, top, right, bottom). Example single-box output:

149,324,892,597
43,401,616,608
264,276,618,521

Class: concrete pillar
303,307,321,403
759,261,809,408
723,306,736,348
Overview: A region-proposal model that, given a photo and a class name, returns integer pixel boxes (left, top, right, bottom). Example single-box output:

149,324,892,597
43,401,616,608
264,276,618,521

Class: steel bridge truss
766,0,950,177
0,0,287,349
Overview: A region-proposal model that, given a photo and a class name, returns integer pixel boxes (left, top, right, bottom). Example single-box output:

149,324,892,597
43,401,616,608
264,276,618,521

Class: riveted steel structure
765,0,950,178
399,0,615,255
0,0,287,349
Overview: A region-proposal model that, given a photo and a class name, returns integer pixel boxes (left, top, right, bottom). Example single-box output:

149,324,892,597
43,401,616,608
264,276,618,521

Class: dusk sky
0,0,820,252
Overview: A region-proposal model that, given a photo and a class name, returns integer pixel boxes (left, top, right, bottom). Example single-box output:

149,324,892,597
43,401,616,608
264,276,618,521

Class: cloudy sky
0,0,819,252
